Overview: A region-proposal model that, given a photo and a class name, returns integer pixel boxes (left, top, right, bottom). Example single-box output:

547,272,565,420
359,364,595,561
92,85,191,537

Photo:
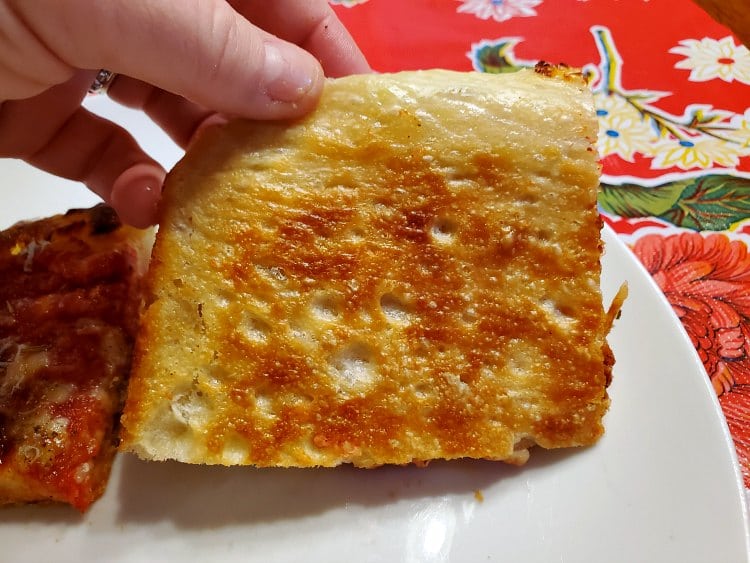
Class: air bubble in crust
413,382,430,399
238,312,271,343
330,342,378,393
170,390,210,428
255,264,287,284
311,292,342,321
214,290,233,309
430,217,458,244
540,299,575,329
379,292,412,324
254,393,276,418
347,226,366,243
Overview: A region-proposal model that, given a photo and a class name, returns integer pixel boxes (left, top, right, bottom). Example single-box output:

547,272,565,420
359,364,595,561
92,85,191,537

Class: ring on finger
88,69,118,95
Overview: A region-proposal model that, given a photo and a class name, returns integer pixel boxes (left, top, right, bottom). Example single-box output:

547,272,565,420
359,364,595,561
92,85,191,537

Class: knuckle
202,8,264,86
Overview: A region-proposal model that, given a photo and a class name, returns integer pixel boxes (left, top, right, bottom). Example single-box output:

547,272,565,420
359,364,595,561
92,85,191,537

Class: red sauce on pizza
0,205,148,510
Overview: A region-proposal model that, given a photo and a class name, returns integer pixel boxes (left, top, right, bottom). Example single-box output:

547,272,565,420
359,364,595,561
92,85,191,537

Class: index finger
231,0,371,77
8,0,325,119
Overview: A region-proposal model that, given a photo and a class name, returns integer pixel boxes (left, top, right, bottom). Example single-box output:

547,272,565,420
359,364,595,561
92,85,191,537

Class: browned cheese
121,67,613,468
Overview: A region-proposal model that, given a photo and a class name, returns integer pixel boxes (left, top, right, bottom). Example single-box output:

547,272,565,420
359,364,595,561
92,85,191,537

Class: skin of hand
0,0,370,227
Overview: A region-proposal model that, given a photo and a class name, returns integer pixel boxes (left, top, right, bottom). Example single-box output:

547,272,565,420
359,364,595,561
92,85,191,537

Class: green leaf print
473,42,527,74
599,175,750,231
599,181,685,217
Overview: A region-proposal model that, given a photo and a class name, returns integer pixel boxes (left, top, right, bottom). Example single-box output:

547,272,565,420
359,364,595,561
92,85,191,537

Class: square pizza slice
122,66,615,468
0,205,151,511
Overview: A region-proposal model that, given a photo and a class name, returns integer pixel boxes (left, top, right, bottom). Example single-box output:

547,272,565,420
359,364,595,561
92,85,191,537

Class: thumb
7,0,325,119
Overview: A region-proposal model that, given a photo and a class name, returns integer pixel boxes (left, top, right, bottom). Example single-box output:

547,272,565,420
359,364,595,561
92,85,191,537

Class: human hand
0,0,370,227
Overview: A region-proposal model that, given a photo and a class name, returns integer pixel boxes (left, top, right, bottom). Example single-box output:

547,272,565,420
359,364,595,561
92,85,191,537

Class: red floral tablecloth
332,0,750,486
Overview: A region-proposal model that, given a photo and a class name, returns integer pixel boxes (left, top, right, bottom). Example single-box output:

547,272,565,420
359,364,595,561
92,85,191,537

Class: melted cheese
0,342,50,399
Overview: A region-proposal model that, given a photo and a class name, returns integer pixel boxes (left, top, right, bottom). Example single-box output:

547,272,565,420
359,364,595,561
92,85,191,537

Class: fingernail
262,42,320,103
188,114,228,149
110,163,165,228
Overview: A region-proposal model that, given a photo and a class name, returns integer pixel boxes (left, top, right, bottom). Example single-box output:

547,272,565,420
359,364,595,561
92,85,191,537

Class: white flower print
594,93,657,161
670,36,750,84
456,0,542,23
651,136,742,170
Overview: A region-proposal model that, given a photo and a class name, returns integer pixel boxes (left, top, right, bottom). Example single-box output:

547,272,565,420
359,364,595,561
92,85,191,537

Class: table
333,0,750,488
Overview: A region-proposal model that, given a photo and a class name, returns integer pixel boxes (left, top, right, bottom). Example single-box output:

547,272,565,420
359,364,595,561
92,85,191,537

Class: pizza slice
0,205,151,511
121,66,616,468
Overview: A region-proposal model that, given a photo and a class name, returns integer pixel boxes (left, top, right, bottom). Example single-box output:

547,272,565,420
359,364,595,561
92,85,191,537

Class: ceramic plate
0,99,747,562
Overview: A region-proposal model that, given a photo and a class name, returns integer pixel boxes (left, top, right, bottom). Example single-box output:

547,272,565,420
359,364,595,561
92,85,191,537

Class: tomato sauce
0,206,140,510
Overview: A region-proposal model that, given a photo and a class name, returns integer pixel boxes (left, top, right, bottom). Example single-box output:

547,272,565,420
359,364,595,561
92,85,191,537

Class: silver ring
88,69,117,95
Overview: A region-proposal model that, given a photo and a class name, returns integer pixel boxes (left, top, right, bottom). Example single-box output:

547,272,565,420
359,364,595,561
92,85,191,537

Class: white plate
0,100,748,562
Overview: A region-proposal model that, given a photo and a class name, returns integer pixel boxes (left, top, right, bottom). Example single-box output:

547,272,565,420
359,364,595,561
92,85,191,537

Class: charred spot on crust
89,205,122,236
534,61,584,84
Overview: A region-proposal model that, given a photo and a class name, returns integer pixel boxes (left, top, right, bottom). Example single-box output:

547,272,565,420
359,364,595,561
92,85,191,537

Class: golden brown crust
121,69,611,467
